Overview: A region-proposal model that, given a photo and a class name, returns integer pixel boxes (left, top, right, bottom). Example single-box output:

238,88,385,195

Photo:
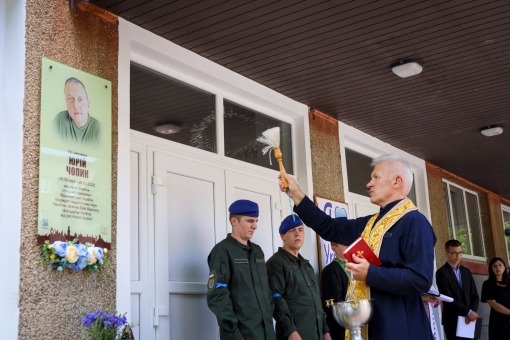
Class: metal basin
329,299,373,340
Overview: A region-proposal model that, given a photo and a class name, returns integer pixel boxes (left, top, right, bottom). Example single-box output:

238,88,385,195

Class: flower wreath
40,239,109,273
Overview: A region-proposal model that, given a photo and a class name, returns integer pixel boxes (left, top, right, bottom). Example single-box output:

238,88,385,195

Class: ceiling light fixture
391,59,423,78
154,124,182,135
480,125,503,137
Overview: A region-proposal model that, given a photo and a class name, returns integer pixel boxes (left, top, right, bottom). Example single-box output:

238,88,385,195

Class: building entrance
130,140,284,339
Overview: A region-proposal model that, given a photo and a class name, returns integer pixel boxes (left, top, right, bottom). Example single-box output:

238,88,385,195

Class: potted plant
80,310,137,340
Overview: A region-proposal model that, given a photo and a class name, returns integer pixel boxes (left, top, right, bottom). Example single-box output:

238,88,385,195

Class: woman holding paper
481,257,510,340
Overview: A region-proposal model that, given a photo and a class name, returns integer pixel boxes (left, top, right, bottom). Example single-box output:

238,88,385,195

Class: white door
148,151,283,340
130,143,151,340
153,151,226,340
349,192,379,218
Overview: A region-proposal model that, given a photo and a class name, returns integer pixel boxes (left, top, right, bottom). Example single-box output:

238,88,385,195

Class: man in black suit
436,239,480,340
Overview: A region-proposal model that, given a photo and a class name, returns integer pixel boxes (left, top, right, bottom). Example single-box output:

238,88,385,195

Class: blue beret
228,200,259,217
279,214,303,234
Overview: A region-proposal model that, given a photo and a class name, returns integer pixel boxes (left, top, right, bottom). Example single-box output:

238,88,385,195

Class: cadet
321,242,349,340
207,199,276,340
267,215,332,340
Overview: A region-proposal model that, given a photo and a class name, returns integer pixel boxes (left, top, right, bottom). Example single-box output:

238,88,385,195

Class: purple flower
53,241,67,257
81,311,99,326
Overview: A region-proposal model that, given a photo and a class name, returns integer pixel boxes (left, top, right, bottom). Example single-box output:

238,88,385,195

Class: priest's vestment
295,197,436,340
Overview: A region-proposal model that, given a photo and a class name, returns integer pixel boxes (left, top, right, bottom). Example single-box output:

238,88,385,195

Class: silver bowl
328,299,373,340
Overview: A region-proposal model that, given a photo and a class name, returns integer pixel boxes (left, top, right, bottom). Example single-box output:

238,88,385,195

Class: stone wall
308,109,344,202
19,1,118,338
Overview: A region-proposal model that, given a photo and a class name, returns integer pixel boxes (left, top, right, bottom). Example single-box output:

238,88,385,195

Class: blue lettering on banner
324,243,336,263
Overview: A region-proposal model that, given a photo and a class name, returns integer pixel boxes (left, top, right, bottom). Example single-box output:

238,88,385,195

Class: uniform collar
278,247,306,262
227,233,251,249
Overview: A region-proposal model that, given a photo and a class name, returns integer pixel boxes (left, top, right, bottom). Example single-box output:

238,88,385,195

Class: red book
342,237,382,267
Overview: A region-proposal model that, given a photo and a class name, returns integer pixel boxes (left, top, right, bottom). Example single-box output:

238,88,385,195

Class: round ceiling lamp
154,124,182,135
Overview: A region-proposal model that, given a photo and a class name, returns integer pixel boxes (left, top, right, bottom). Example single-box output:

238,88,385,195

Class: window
130,63,216,152
129,63,294,172
345,149,372,197
443,180,485,258
345,148,417,204
223,100,293,173
502,205,510,262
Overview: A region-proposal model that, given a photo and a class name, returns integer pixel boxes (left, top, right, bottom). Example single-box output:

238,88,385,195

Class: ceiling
91,0,510,200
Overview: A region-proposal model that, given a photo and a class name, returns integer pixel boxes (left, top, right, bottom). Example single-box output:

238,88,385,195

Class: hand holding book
342,237,382,267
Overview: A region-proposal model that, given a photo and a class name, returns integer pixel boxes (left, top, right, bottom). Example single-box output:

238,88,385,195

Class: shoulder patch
234,259,249,264
207,271,217,291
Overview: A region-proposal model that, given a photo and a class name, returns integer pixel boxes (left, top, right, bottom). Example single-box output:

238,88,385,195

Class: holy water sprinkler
257,127,288,189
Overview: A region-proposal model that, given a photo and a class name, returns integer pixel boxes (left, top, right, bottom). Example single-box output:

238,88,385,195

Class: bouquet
40,239,109,273
80,310,137,340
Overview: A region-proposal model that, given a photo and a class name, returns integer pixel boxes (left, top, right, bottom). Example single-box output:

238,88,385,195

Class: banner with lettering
37,57,112,248
314,196,349,273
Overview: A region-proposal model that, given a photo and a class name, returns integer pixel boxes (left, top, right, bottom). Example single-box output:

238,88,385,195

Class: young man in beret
207,199,276,340
267,215,332,340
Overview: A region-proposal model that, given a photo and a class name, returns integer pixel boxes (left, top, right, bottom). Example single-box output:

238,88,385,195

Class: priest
279,154,437,340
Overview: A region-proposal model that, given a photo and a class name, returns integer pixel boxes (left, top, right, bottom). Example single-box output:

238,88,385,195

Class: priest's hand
279,173,305,205
323,333,332,340
422,295,438,304
346,253,370,280
288,331,302,340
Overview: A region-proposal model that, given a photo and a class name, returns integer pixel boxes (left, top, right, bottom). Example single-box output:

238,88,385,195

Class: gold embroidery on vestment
345,197,418,340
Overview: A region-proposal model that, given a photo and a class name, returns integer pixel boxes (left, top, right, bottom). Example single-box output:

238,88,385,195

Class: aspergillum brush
257,127,288,189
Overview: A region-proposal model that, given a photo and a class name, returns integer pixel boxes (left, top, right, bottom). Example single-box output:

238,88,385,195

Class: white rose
87,247,97,264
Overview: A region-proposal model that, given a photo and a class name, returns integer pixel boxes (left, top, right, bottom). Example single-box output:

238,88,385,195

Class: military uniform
267,247,329,340
207,234,276,340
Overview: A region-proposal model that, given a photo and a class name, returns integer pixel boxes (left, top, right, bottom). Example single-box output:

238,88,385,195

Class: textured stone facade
308,109,344,203
19,1,118,338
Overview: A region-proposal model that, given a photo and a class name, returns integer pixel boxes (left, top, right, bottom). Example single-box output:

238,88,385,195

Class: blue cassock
295,197,437,340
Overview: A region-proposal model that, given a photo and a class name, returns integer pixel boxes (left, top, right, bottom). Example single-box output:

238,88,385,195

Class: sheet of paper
438,294,453,303
456,316,475,338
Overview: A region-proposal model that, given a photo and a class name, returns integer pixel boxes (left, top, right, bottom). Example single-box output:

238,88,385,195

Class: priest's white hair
371,154,413,195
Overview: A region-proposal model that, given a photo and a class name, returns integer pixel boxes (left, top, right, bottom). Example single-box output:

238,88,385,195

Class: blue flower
93,247,104,262
75,243,89,258
69,255,88,271
53,241,67,257
81,312,97,326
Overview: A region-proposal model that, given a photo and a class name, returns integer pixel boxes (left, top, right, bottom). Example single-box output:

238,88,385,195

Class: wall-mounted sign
37,57,112,249
314,196,349,273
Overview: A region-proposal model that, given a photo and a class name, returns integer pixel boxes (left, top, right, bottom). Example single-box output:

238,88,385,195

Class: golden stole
345,198,417,340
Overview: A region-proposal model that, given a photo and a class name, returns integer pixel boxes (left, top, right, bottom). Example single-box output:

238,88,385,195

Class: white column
0,0,25,336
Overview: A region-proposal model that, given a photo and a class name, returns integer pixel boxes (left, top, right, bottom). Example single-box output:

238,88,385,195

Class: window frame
338,123,429,218
129,56,295,173
501,204,510,264
442,179,486,260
